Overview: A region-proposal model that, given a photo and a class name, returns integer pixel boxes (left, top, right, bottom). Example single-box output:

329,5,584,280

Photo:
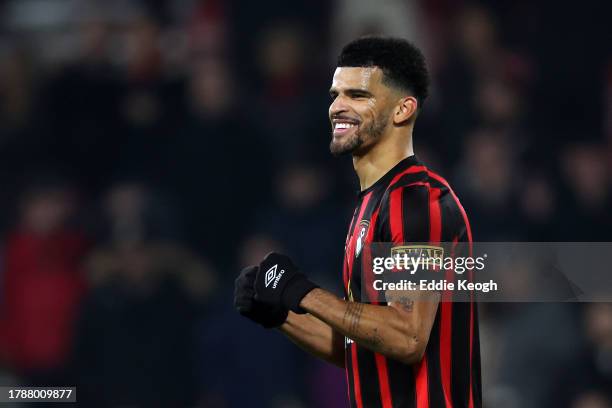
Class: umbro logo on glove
254,252,319,314
264,264,286,288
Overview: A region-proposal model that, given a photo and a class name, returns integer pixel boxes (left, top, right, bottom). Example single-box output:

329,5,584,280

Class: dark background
0,0,610,407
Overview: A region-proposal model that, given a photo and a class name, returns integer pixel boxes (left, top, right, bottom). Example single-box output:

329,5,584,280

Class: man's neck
353,134,414,191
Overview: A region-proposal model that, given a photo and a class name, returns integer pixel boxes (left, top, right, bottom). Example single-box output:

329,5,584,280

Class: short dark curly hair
337,36,430,107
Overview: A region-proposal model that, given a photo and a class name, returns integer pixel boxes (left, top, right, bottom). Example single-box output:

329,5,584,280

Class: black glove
234,265,288,328
254,252,318,314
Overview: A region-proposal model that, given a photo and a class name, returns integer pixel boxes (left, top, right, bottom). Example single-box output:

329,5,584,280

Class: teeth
335,122,356,129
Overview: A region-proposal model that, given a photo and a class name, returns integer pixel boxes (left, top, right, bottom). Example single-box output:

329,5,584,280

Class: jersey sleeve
378,184,442,244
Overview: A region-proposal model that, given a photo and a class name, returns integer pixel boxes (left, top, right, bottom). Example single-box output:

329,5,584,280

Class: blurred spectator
330,0,428,60
123,15,163,84
0,179,88,386
571,391,612,408
114,15,188,186
73,182,215,407
198,296,308,408
584,304,612,380
43,19,123,193
245,161,348,292
94,182,182,245
435,4,532,166
252,21,330,158
187,0,229,55
0,46,47,231
239,233,286,267
0,47,36,133
474,77,525,130
518,173,558,240
551,304,612,406
558,143,612,240
161,55,271,272
454,129,521,240
483,303,584,408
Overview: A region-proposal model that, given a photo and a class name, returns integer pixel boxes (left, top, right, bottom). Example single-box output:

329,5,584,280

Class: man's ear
393,96,418,124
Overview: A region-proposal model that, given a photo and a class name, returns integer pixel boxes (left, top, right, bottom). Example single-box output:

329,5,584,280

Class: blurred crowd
0,0,610,407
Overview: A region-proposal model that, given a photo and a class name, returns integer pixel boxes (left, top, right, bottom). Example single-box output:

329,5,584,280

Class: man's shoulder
382,165,468,222
384,163,454,198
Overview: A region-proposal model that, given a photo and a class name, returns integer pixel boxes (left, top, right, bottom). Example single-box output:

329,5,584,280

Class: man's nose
329,95,348,116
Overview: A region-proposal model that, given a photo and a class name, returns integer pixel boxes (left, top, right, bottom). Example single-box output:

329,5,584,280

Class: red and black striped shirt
342,156,481,408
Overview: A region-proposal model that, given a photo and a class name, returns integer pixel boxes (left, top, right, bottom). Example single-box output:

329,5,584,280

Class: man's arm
252,253,439,365
279,312,345,368
299,288,439,365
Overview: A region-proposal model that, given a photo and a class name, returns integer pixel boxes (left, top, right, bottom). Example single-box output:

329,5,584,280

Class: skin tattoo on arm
342,302,383,349
343,301,364,334
397,296,414,312
386,291,417,310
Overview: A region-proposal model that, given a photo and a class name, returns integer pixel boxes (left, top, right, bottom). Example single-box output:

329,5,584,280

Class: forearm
279,311,345,368
300,288,436,364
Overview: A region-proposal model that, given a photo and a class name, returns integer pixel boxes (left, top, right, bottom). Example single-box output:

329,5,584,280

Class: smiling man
234,36,481,408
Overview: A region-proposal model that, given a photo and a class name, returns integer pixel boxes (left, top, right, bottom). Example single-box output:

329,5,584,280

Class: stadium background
0,0,610,407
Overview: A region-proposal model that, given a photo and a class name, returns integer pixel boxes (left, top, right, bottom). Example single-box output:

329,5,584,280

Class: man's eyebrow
329,87,373,95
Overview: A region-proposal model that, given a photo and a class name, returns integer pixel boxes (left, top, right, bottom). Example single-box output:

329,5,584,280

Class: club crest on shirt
355,220,370,258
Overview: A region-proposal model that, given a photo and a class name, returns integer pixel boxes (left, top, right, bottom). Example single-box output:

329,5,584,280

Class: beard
329,112,389,156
